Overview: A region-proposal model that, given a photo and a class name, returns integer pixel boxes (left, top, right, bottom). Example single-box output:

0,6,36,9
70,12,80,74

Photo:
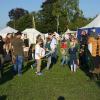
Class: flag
57,15,59,26
33,16,35,28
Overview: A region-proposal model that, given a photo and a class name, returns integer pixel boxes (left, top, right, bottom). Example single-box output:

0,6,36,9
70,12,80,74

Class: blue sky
79,0,100,18
0,0,100,29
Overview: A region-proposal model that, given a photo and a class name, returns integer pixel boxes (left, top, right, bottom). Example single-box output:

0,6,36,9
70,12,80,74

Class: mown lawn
0,55,100,100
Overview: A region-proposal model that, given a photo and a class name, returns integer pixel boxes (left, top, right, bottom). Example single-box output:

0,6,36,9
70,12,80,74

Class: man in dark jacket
0,35,5,78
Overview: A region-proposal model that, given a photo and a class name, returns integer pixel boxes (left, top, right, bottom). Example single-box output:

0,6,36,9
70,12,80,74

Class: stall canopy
78,14,100,38
22,28,44,44
63,29,77,39
65,29,76,34
81,14,100,29
0,26,18,38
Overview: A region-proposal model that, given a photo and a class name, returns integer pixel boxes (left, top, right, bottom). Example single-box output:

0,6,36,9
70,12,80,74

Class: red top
61,42,67,49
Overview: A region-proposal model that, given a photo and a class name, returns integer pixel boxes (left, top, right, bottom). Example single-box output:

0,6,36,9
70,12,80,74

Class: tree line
7,0,92,33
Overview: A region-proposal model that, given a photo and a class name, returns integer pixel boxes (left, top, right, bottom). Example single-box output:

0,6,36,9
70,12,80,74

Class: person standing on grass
69,37,78,72
11,32,24,76
50,33,57,64
45,37,52,70
60,38,69,66
35,39,44,75
0,35,5,78
74,38,80,67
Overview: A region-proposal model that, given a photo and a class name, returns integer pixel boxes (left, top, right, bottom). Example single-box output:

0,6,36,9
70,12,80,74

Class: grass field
0,55,100,100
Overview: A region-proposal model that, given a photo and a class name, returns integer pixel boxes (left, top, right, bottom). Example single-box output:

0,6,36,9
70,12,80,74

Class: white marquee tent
22,28,44,44
78,14,100,37
0,26,18,38
63,29,77,39
65,29,76,34
81,14,100,29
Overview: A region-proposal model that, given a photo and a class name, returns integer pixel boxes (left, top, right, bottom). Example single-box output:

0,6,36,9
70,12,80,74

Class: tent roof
0,26,18,38
81,14,100,29
65,29,76,34
22,28,44,44
22,28,42,35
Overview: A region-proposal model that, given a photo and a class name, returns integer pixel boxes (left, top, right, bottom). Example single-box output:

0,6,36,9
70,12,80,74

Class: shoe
35,71,38,74
74,70,76,72
36,72,43,76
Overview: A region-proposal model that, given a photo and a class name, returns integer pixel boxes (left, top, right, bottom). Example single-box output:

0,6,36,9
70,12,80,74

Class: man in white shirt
50,33,58,64
50,34,57,52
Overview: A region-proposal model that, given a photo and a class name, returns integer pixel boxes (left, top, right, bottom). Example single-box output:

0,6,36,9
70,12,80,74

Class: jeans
14,56,23,75
61,55,68,65
47,56,51,69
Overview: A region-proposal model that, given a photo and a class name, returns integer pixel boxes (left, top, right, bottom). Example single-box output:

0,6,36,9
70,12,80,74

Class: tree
7,1,90,33
7,14,33,31
16,14,33,31
31,11,44,32
39,0,82,33
69,17,90,30
9,8,29,20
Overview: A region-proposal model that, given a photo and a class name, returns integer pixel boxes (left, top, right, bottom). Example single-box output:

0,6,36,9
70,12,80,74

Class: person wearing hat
11,32,24,76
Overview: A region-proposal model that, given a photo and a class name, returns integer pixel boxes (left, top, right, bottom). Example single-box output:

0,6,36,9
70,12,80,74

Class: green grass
0,56,100,100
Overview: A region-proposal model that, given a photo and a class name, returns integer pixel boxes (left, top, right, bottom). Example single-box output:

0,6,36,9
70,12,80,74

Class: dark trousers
0,64,3,78
0,55,4,78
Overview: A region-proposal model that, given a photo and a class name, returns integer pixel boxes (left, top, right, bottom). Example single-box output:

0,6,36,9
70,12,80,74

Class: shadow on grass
0,63,14,85
49,55,59,70
22,60,34,74
23,59,47,73
41,55,59,71
0,95,7,100
41,59,47,71
57,96,65,100
0,60,35,84
95,80,100,87
79,52,100,88
80,64,90,77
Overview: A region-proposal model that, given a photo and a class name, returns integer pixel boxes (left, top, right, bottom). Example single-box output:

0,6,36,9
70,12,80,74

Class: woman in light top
35,39,45,75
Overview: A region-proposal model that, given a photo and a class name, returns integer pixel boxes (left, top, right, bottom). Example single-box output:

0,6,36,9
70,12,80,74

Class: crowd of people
0,32,58,77
0,30,100,80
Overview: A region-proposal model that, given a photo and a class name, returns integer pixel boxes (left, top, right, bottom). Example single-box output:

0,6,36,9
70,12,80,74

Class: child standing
60,39,69,66
69,38,78,72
